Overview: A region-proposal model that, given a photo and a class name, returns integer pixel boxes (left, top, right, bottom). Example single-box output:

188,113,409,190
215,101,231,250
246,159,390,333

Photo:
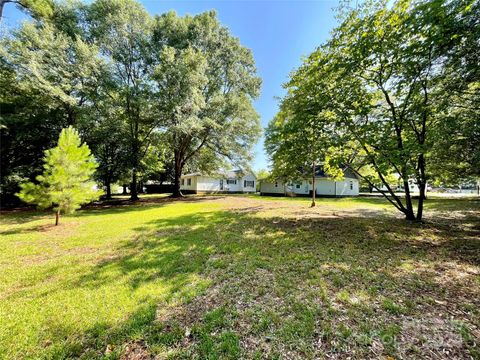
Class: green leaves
265,48,341,183
2,0,261,201
268,0,478,220
1,21,103,108
17,127,100,218
153,45,208,134
150,11,261,194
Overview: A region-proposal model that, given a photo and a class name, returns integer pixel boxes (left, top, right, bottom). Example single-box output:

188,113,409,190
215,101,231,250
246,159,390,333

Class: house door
220,179,224,190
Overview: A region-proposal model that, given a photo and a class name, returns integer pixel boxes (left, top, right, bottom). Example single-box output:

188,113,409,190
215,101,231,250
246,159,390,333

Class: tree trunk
130,167,139,201
105,181,112,200
402,168,415,220
122,184,128,195
67,107,76,126
416,181,426,222
416,153,427,221
311,162,316,207
403,200,416,221
369,184,374,193
55,210,60,226
420,187,427,200
172,154,183,198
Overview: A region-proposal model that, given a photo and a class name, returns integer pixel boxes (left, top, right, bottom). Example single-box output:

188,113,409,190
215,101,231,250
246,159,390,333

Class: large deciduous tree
426,0,480,185
269,0,479,221
1,1,261,204
84,108,129,200
0,5,104,205
265,57,338,207
87,0,157,201
1,20,103,124
152,11,261,197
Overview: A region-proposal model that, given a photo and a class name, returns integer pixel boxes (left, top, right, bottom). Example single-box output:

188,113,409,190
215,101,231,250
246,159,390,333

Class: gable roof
313,166,358,180
266,165,358,182
181,170,254,179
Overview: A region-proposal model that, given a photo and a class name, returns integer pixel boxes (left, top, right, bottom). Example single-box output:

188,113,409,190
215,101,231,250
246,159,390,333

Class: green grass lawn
0,195,479,359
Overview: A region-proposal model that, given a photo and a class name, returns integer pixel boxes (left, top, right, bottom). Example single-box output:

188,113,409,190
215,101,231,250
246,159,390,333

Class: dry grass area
0,195,479,359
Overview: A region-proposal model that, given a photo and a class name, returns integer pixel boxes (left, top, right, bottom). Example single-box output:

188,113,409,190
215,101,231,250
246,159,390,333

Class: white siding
241,174,256,193
261,178,360,196
180,175,198,192
335,179,359,196
181,173,257,193
292,180,310,195
315,179,336,195
279,180,309,195
225,178,241,192
260,179,286,194
196,176,222,191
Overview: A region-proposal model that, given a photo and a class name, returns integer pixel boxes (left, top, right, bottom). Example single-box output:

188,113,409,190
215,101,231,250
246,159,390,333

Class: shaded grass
0,195,479,359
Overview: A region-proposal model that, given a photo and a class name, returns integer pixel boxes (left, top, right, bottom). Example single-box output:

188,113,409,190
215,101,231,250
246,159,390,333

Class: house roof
182,170,253,179
264,165,358,182
224,170,245,179
313,166,358,180
182,172,202,177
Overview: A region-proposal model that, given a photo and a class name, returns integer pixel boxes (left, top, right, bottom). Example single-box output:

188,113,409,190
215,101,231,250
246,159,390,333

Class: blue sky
3,0,339,171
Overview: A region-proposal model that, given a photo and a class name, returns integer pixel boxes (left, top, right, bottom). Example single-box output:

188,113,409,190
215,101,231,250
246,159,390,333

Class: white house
180,170,256,194
260,167,359,197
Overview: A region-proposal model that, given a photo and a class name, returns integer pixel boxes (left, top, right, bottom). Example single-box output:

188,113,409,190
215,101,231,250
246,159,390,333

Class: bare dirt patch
120,341,153,360
222,195,389,220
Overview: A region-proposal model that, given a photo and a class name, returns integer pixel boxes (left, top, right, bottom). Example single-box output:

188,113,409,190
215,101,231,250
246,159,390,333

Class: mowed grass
0,195,479,359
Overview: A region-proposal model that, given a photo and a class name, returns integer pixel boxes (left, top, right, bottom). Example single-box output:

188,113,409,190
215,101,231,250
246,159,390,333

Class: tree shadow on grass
80,194,226,212
0,208,49,225
7,199,480,359
0,194,225,225
40,302,160,359
0,223,58,235
71,211,238,292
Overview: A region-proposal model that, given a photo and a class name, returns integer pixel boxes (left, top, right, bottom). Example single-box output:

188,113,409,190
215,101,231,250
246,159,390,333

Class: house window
187,178,191,186
244,180,254,187
227,179,237,185
350,181,353,190
181,179,184,186
296,183,301,189
274,181,278,187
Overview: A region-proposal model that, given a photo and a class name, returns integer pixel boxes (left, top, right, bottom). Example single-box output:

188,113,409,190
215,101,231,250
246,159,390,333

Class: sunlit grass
0,201,216,359
0,195,478,359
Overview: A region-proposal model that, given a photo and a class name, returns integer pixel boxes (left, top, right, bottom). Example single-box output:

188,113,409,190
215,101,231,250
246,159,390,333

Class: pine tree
17,127,100,225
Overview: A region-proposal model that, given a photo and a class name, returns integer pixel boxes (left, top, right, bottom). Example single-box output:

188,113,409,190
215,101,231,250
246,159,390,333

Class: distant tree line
0,0,261,205
266,0,479,221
